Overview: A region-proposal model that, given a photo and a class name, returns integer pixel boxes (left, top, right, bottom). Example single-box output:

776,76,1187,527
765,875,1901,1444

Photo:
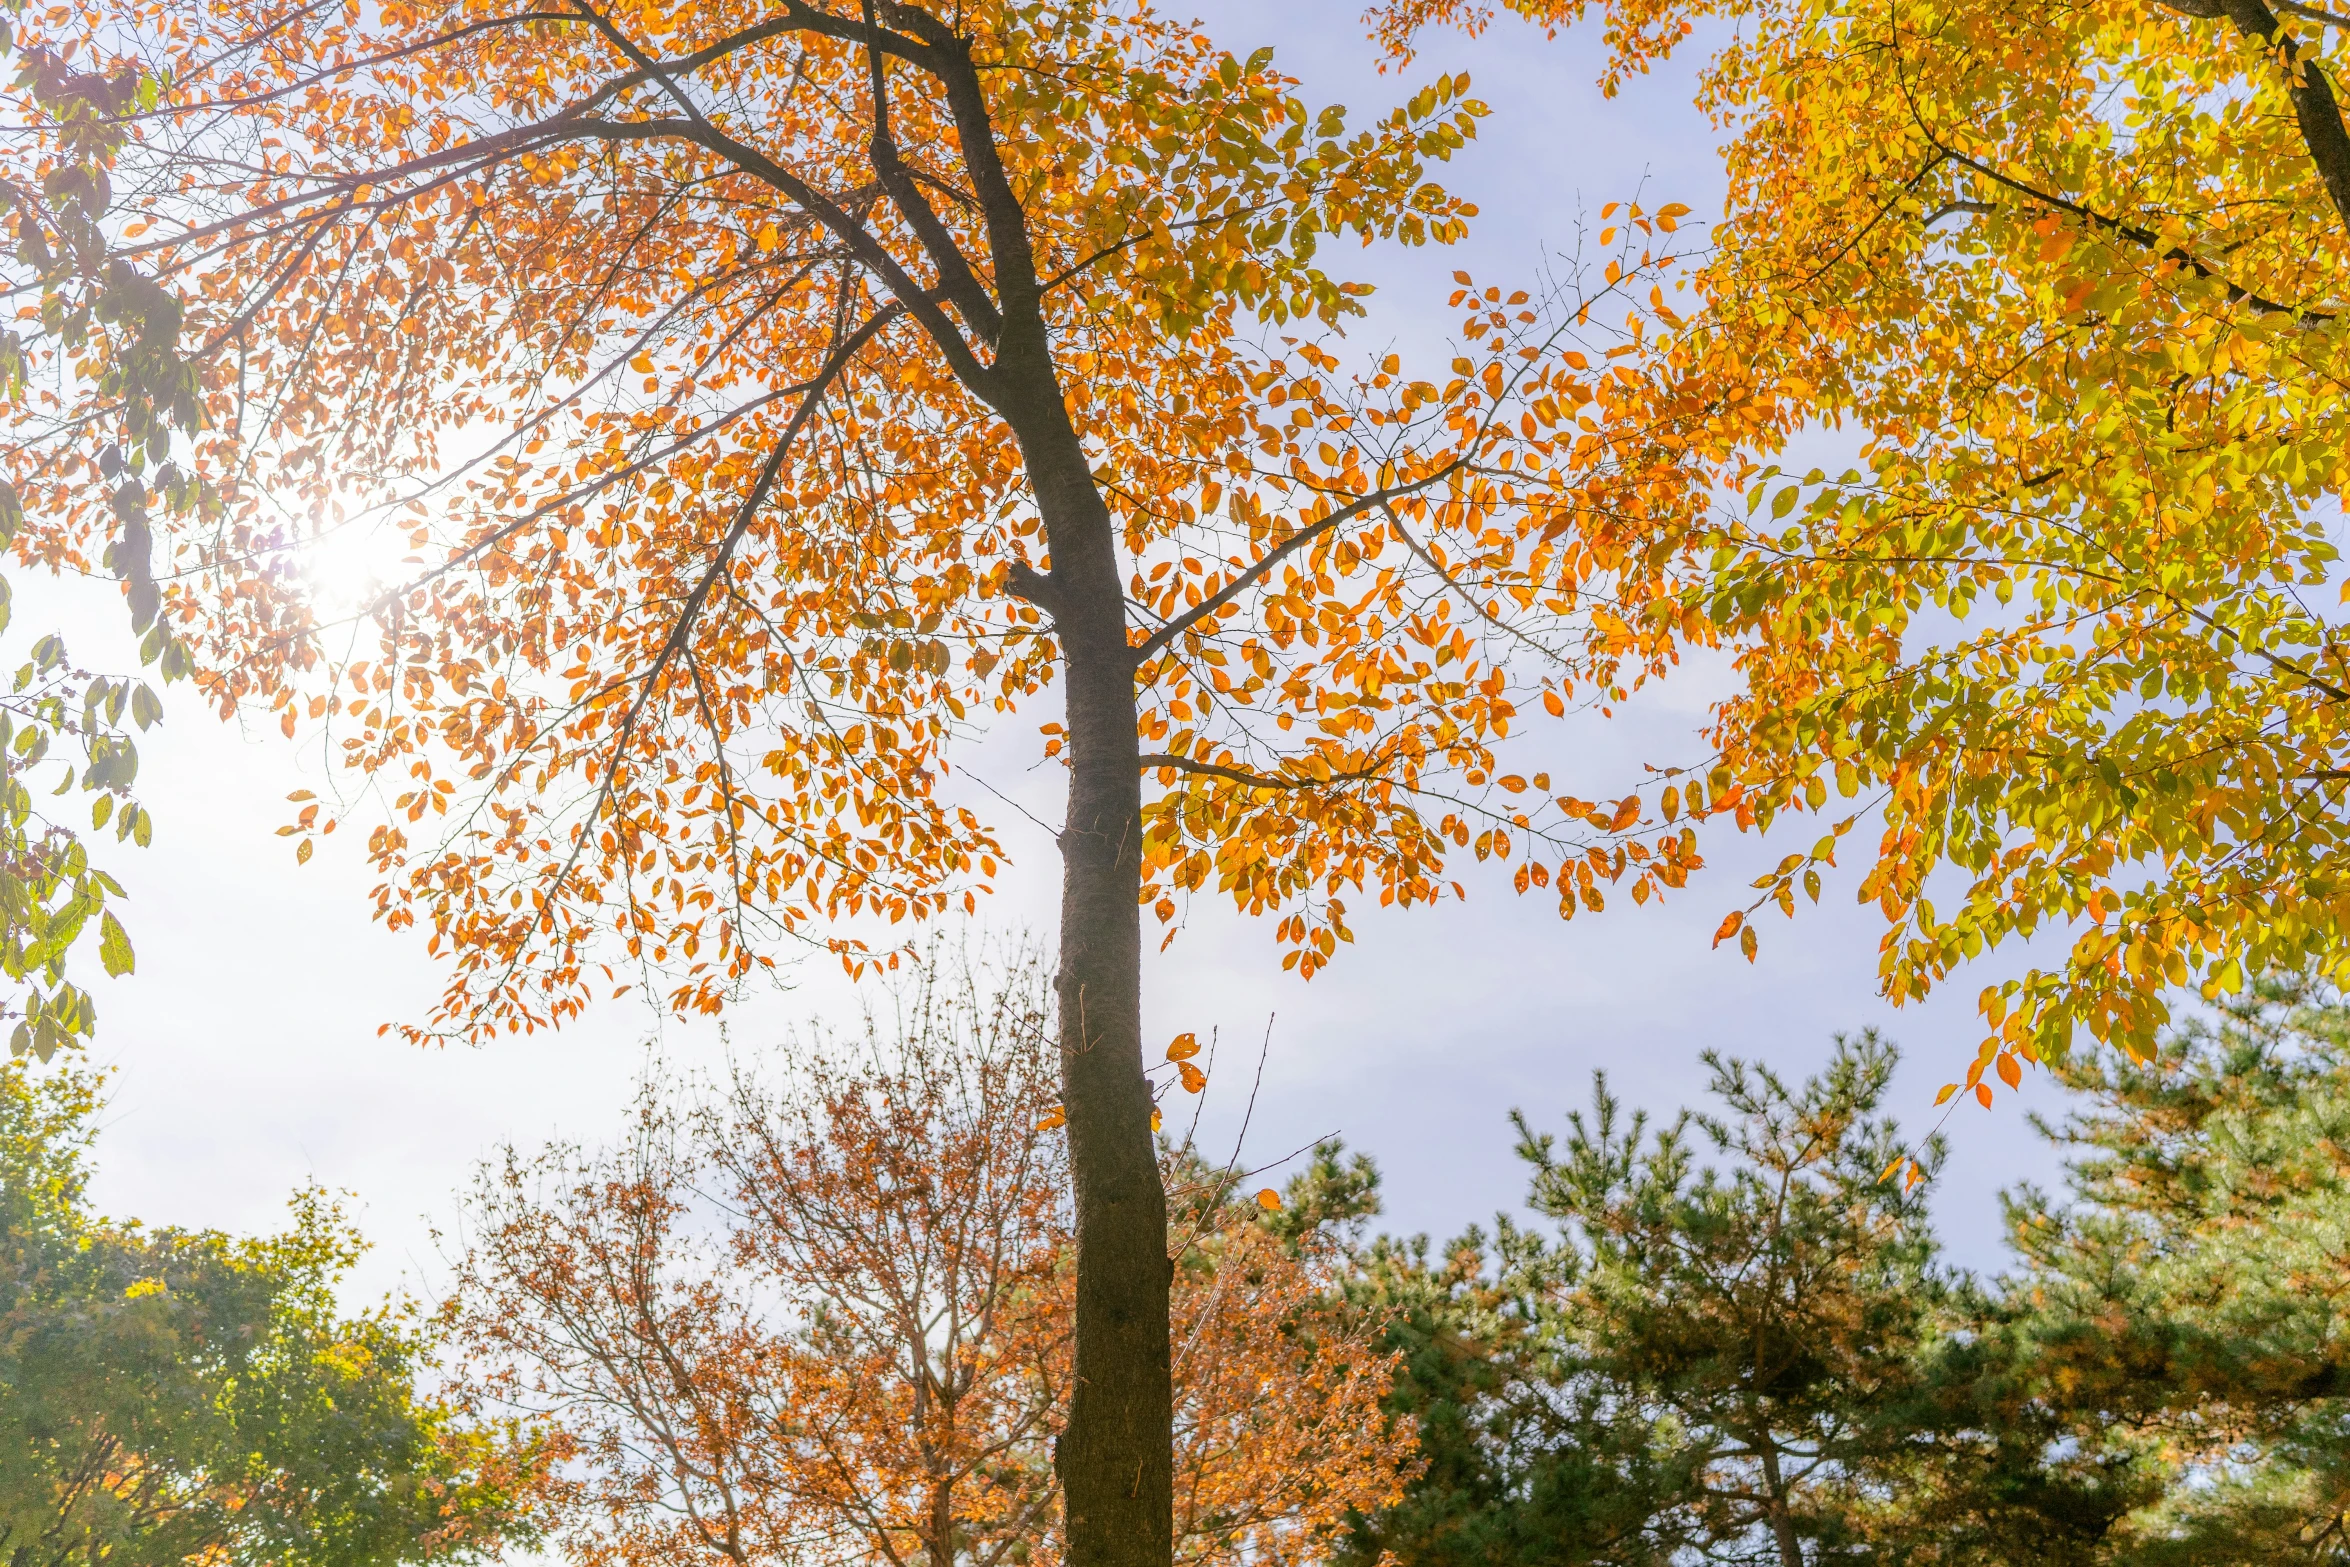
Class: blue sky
63,0,2081,1307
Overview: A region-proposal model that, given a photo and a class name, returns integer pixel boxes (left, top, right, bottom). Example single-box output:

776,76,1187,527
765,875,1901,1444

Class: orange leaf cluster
8,0,1719,1045
449,952,1416,1567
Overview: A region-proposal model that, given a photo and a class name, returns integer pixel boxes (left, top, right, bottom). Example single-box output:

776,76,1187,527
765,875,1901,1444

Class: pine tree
1988,978,2350,1562
1341,1035,1955,1567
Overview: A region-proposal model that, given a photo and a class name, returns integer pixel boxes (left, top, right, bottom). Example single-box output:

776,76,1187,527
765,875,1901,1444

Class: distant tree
1510,1037,1960,1566
450,946,1416,1567
1332,1217,1697,1567
1331,1037,1953,1567
0,1054,541,1567
1333,991,2350,1565
1979,977,2350,1562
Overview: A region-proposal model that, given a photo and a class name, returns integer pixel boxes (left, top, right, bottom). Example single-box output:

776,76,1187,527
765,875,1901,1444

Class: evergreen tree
1988,977,2350,1562
1341,1035,1956,1567
1341,986,2350,1566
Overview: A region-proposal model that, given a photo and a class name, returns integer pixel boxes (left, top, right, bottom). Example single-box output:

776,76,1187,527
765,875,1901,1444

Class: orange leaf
1256,1188,1282,1211
1165,1032,1200,1061
1712,910,1743,946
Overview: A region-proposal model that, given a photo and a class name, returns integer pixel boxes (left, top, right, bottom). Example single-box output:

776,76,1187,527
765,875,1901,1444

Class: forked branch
1131,462,1467,666
1137,753,1393,791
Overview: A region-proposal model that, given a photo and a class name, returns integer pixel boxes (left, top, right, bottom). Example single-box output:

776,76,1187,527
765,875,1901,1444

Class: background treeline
14,962,2350,1567
0,1058,541,1567
1335,974,2350,1566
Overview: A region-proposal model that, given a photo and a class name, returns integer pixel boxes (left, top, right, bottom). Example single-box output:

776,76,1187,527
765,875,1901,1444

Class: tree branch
461,300,897,1029
1137,753,1389,791
874,3,1050,336
2156,0,2350,230
861,0,1004,345
1130,463,1466,666
1002,559,1062,616
1935,145,2334,317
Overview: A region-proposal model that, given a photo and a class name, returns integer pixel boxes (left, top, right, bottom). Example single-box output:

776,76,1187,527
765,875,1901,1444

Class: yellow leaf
1255,1188,1281,1211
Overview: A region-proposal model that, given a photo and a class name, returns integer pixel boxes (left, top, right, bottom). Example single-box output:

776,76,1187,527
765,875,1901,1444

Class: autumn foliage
8,0,1706,1040
17,5,1719,1549
448,949,1415,1567
1381,0,2350,1105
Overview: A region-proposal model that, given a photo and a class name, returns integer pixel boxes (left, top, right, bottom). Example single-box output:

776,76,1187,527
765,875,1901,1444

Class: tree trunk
1757,1443,1804,1567
1000,352,1172,1567
2154,0,2350,230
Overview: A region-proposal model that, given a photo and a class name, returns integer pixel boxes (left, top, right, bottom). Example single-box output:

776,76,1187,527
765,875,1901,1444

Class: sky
59,0,2087,1316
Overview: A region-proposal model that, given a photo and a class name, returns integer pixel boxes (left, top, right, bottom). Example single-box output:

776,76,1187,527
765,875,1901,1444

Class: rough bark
839,14,1176,1567
2160,0,2350,231
1758,1442,1804,1567
997,351,1172,1567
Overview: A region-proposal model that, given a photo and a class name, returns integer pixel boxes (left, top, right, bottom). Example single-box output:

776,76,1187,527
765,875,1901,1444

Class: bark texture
840,13,1177,1566
2160,0,2350,229
1003,371,1172,1567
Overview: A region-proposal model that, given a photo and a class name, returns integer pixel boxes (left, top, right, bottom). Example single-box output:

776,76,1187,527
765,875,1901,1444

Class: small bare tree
448,946,1413,1567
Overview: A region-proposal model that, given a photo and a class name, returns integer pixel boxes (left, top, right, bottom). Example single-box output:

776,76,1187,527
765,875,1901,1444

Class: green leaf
98,910,131,977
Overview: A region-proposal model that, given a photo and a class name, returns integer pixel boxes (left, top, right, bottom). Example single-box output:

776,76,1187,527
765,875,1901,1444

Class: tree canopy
0,1054,541,1567
16,2,1706,1561
1381,0,2350,1101
1336,983,2350,1564
451,945,1415,1567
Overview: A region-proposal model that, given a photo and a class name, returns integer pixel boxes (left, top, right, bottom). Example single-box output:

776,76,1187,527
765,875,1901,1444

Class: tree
449,944,1417,1567
17,2,1702,1559
1331,1216,1699,1567
1334,1038,1958,1567
1982,976,2350,1561
1327,990,2350,1565
1510,1037,1956,1566
1324,1038,2145,1567
1378,0,2350,1091
0,1053,541,1567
